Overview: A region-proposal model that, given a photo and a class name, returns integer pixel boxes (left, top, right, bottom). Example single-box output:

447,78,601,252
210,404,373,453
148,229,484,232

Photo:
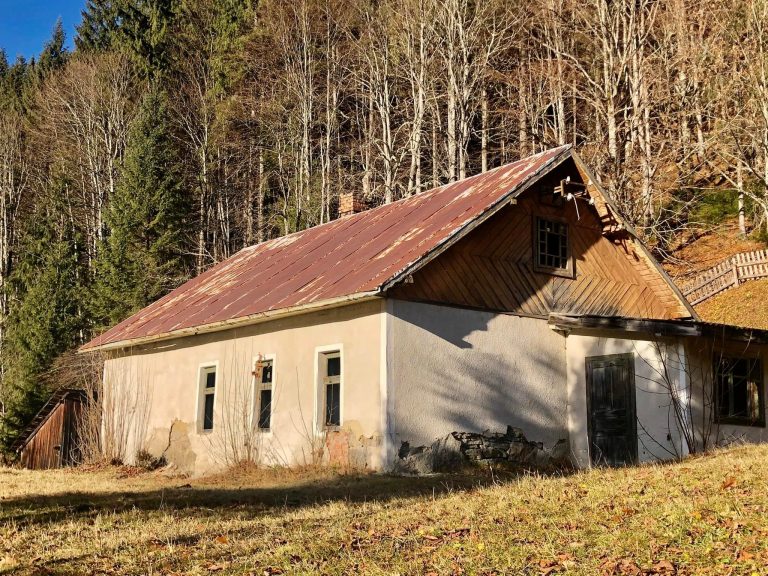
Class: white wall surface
102,300,385,475
388,300,569,460
686,340,768,449
565,331,687,467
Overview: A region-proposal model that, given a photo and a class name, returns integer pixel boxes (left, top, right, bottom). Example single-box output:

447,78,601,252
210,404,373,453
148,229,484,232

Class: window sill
715,418,766,428
533,264,575,279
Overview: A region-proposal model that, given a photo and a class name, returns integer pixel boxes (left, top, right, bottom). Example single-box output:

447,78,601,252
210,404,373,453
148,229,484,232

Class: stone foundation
396,426,571,474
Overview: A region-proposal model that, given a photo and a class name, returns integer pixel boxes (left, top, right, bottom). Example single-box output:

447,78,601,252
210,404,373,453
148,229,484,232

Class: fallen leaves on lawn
721,477,737,490
599,557,676,575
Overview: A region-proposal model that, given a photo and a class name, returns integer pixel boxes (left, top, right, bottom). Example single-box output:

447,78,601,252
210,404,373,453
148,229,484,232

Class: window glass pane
716,356,763,423
261,362,273,384
327,356,341,377
536,218,568,270
205,370,216,389
203,393,215,430
258,389,271,429
326,382,340,426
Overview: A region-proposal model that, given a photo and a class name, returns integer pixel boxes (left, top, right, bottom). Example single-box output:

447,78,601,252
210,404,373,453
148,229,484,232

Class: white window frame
251,353,276,436
196,361,219,434
314,344,344,433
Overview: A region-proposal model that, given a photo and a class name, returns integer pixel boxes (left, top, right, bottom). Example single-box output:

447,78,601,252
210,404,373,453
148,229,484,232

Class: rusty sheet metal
82,145,571,351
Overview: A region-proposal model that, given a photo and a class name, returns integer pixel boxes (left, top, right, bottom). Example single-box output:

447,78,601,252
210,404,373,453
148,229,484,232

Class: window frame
196,362,219,434
314,345,344,432
251,354,276,434
533,215,574,278
714,354,765,428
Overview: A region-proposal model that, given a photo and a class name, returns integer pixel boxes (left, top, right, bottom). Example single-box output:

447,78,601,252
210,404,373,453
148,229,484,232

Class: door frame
585,353,638,466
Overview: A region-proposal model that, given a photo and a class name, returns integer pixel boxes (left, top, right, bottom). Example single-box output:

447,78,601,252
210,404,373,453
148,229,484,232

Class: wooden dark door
586,354,638,467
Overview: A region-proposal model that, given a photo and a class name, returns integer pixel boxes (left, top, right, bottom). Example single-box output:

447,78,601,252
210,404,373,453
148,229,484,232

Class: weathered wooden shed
13,389,87,470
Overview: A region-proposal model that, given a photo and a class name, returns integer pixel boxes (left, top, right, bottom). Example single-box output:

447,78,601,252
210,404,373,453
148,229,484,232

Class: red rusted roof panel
82,146,571,350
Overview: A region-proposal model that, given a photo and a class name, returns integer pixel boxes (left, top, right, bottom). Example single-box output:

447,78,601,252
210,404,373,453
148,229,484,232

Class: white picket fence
682,250,768,305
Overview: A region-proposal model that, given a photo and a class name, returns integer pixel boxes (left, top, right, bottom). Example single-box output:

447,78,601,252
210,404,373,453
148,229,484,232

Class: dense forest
1,0,768,452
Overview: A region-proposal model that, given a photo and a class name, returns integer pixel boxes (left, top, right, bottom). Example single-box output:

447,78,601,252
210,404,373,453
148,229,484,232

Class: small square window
254,358,274,431
535,217,570,274
199,366,216,432
715,356,764,426
322,352,341,427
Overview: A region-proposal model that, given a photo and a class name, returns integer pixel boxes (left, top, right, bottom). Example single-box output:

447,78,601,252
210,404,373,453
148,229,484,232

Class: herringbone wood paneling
392,187,689,320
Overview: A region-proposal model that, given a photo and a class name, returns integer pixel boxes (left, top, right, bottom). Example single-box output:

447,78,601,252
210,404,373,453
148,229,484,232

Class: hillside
663,223,764,283
661,221,768,328
695,278,768,329
2,446,768,575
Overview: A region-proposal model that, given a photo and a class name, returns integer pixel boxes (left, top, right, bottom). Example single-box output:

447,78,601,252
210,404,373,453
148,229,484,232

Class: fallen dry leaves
2,445,768,575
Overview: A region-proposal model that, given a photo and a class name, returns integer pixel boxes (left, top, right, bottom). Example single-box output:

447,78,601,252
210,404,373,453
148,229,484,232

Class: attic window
535,217,572,276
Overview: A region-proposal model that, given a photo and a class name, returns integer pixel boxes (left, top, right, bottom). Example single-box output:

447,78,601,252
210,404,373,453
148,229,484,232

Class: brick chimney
339,191,366,218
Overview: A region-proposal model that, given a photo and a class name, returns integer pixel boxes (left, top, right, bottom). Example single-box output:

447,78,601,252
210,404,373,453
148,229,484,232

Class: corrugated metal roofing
82,145,572,351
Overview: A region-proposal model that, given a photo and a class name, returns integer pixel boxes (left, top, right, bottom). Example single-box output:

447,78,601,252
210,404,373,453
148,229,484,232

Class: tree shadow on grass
1,466,566,529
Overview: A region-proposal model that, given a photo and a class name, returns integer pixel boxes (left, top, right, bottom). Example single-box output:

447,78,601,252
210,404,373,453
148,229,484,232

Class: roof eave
548,314,768,345
80,290,382,353
569,151,699,321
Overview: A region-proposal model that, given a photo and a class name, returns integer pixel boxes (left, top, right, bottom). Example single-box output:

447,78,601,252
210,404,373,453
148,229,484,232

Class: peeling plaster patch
324,421,382,469
145,420,197,472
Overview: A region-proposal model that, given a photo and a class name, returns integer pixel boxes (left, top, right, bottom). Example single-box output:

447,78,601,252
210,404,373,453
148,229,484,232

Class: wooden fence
682,250,768,305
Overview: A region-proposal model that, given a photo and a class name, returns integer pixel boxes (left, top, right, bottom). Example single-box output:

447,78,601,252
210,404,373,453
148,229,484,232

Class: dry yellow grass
696,278,768,330
2,446,768,575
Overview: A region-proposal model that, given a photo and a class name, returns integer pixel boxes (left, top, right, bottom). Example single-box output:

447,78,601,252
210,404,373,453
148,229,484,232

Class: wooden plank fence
682,249,768,305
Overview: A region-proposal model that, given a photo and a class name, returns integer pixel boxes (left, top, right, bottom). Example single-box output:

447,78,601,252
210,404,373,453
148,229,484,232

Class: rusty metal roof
82,145,573,351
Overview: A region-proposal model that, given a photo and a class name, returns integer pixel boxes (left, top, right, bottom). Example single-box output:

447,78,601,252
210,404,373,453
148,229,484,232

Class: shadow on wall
391,302,569,453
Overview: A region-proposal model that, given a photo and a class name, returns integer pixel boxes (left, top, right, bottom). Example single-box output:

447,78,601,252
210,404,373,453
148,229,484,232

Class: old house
81,146,768,474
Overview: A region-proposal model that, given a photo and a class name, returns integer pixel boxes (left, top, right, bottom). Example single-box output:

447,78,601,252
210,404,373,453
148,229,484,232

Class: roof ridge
240,145,573,256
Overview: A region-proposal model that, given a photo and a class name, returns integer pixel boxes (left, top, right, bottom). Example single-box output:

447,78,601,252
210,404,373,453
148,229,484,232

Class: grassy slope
2,446,768,575
696,278,768,329
663,222,763,282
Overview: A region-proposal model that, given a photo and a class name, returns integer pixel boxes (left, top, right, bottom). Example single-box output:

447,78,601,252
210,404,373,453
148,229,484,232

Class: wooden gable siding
20,397,83,470
392,177,688,319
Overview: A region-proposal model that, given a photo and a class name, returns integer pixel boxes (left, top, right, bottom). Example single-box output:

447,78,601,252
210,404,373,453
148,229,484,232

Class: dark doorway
586,354,638,467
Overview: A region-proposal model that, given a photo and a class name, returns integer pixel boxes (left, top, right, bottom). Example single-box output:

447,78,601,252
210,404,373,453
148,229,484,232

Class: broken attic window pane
536,217,569,271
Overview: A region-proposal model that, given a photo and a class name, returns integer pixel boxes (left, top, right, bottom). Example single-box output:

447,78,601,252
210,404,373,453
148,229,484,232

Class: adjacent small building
81,146,768,475
12,388,87,470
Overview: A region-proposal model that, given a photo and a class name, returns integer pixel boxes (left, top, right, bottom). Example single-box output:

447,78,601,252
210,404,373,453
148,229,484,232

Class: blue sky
0,0,84,61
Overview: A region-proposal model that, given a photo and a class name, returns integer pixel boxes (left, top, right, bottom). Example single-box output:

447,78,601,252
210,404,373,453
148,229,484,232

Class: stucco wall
387,300,569,459
564,331,687,468
102,300,385,475
686,340,768,449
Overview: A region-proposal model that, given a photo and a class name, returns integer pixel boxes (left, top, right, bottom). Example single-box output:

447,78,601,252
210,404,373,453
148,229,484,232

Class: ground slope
2,446,768,575
663,222,763,282
696,278,768,329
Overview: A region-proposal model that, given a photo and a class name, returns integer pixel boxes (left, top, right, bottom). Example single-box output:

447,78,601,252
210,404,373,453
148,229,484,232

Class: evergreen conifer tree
38,19,68,73
91,83,190,329
76,0,124,52
0,202,82,452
